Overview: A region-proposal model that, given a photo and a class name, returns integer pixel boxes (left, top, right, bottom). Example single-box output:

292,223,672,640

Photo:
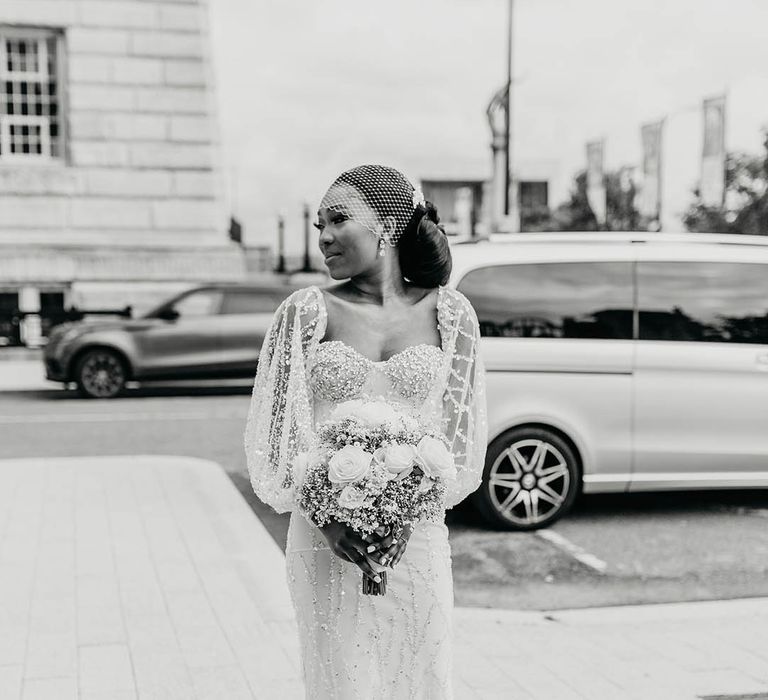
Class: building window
0,291,20,346
519,181,549,211
519,180,549,231
0,29,64,164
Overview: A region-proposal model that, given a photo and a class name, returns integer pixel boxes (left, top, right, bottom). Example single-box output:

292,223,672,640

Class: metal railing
0,306,132,347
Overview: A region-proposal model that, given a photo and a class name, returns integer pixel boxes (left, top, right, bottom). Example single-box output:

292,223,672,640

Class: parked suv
44,283,300,398
449,232,768,530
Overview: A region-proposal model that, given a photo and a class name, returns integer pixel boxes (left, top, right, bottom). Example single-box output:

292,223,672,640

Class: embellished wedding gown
245,285,488,699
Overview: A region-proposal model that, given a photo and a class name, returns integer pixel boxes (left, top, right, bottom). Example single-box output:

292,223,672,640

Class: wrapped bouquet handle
362,560,388,595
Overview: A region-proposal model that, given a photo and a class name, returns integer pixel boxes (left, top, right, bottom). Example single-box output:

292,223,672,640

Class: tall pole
504,0,514,215
301,203,312,272
275,215,286,273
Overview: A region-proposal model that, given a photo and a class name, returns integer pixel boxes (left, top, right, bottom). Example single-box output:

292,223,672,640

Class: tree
683,131,768,235
517,170,597,232
550,170,598,231
604,168,641,231
528,169,640,232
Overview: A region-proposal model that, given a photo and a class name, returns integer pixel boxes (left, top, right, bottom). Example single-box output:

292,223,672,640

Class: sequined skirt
285,512,454,700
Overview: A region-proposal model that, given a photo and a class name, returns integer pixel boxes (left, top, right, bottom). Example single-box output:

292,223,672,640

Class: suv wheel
472,426,581,531
75,348,127,399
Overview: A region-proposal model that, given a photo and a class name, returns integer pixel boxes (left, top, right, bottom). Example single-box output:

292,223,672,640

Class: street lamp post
275,215,286,273
301,203,313,272
504,0,514,216
504,0,520,231
487,0,520,234
486,86,508,233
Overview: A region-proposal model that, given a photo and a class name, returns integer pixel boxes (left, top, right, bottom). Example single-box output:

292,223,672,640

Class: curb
455,594,768,627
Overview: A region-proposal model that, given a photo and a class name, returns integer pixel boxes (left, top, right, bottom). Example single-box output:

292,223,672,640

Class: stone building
0,0,244,345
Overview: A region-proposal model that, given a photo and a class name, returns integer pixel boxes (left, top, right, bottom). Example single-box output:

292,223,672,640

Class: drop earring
378,236,385,257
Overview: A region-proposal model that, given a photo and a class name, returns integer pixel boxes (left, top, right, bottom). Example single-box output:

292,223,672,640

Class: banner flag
639,120,664,225
586,139,606,225
700,95,726,207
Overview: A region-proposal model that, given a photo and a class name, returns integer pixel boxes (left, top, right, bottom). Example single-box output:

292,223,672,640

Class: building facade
422,157,560,240
0,0,244,345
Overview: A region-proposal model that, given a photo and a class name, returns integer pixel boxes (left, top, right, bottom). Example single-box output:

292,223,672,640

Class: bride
245,164,487,699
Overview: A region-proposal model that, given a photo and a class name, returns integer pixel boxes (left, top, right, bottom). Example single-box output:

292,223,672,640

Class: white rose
356,400,399,426
371,446,387,465
401,414,419,433
416,436,457,481
380,402,401,422
328,445,372,485
384,444,418,480
370,447,395,481
329,399,365,421
337,485,368,509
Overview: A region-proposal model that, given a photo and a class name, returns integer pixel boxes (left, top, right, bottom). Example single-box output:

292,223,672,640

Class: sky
208,0,768,250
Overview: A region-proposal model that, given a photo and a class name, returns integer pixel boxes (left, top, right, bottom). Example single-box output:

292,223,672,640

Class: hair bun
417,213,445,239
425,201,439,223
419,202,445,236
399,200,452,287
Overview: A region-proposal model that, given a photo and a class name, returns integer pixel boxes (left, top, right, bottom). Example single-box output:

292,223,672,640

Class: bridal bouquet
295,398,456,595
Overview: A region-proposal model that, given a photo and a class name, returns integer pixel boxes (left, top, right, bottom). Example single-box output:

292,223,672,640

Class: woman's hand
319,519,383,581
364,524,413,569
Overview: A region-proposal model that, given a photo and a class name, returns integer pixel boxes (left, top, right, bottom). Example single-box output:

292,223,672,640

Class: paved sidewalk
0,360,57,392
454,601,768,699
0,456,766,700
0,456,301,700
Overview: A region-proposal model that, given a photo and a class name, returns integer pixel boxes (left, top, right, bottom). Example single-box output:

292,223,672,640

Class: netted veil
319,164,425,247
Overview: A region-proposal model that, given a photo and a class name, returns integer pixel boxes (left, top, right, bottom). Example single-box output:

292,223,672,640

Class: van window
638,261,768,344
457,262,633,339
220,290,281,315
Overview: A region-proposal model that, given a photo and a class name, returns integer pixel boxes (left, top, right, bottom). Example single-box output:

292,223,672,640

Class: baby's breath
298,406,450,535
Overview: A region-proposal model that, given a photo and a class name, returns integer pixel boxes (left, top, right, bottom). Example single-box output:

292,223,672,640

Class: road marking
0,411,244,423
535,529,609,574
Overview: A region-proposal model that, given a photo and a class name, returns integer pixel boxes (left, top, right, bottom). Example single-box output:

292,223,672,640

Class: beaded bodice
308,340,445,411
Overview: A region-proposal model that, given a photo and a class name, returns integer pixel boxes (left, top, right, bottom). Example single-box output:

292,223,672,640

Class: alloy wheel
472,426,581,530
77,350,126,398
488,438,571,527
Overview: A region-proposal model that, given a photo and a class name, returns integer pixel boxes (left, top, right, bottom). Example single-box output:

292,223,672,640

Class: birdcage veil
319,164,425,246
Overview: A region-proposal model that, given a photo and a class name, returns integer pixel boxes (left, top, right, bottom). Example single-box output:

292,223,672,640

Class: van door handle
756,352,768,369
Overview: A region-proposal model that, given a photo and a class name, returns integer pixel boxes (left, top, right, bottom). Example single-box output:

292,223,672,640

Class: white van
449,232,768,530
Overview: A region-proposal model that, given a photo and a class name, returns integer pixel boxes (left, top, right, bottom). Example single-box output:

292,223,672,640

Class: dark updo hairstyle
333,165,452,288
398,201,452,288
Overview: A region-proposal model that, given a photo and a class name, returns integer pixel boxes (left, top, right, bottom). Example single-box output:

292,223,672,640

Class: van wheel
472,426,581,531
75,348,127,399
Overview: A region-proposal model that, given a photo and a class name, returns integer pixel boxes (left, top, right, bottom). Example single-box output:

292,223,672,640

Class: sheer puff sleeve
244,286,324,513
438,288,489,509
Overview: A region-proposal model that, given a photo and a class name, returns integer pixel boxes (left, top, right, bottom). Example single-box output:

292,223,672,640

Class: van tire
471,426,581,531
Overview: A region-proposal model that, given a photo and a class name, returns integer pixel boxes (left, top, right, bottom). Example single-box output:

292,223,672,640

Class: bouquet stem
362,571,387,596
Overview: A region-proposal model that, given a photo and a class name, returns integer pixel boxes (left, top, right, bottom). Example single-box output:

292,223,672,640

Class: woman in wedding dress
245,164,488,699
